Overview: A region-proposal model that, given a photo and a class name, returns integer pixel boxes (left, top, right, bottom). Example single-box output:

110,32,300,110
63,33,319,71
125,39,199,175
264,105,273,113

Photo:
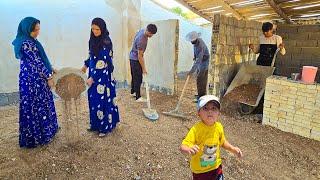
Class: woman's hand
47,78,55,89
86,77,94,87
81,65,88,73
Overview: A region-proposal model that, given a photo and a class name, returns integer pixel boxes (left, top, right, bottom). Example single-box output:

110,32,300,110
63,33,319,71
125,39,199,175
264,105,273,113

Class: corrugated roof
175,0,320,23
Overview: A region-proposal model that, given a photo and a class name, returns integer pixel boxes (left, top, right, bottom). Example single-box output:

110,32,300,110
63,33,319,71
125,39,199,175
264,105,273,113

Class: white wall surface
141,0,212,73
0,0,126,93
143,19,178,94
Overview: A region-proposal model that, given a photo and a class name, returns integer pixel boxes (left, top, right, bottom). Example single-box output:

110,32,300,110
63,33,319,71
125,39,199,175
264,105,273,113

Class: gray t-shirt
129,29,148,61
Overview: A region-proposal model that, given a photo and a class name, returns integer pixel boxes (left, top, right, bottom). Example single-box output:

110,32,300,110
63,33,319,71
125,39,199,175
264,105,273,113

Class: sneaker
136,97,147,102
98,133,106,137
130,93,136,97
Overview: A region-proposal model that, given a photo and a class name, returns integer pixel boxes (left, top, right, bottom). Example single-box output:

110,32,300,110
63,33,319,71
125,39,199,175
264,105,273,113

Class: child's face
198,101,220,126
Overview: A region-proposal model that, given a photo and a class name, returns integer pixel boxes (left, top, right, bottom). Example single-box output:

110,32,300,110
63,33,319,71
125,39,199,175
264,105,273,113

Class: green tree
170,7,188,19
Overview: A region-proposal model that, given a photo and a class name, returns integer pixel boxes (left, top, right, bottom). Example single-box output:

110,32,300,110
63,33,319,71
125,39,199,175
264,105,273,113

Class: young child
180,95,243,179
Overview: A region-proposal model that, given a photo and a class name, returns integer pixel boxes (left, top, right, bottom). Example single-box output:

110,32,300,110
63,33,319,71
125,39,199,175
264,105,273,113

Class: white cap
185,31,201,42
197,95,220,111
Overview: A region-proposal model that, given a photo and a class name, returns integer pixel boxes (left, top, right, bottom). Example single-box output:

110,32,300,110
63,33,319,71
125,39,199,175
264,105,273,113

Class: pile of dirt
55,73,86,101
224,84,262,105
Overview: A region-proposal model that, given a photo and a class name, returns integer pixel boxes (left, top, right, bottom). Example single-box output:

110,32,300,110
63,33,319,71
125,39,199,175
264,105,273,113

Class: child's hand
187,145,200,155
233,147,243,158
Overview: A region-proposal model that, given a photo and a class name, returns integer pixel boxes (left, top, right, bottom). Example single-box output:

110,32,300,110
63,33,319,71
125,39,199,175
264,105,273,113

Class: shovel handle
174,75,190,111
143,75,151,109
271,48,280,67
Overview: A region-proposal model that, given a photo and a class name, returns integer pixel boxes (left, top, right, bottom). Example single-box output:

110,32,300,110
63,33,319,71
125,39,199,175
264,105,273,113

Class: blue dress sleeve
84,51,90,67
21,41,52,79
107,49,114,73
84,59,89,67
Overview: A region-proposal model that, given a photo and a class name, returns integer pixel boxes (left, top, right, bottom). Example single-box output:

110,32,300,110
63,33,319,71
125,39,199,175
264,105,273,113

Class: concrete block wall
263,76,320,141
275,24,320,82
208,14,262,97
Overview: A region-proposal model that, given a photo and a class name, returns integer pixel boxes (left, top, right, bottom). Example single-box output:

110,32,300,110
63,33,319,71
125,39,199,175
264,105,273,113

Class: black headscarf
89,18,112,56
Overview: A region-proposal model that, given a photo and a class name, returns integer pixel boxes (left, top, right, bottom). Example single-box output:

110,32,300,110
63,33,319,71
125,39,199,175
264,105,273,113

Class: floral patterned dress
85,45,120,134
19,40,58,148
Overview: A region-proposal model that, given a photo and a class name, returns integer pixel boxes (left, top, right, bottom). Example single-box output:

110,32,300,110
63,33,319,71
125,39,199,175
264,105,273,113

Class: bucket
301,66,318,84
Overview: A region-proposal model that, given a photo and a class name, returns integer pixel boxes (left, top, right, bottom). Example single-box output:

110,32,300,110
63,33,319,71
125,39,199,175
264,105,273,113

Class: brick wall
208,14,262,97
275,24,320,82
263,76,320,141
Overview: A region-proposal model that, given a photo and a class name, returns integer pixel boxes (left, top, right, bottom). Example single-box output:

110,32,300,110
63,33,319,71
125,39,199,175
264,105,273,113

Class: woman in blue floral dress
81,18,120,137
12,17,59,148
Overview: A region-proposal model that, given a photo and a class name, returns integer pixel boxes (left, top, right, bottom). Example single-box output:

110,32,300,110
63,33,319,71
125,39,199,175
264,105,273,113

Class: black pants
130,60,142,99
197,69,208,98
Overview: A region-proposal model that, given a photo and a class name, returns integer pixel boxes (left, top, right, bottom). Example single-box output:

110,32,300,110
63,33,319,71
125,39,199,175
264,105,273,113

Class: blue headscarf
12,17,52,74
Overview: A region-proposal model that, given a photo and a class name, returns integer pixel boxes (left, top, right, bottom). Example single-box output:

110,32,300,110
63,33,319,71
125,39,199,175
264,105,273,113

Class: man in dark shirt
186,31,210,102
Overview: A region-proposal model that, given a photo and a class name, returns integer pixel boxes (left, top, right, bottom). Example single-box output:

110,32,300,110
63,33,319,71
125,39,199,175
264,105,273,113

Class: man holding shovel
129,24,157,102
186,31,210,102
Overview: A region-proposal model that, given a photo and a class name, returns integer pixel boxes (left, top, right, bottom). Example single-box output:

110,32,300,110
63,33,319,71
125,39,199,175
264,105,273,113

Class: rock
134,173,141,180
72,164,77,170
135,155,141,160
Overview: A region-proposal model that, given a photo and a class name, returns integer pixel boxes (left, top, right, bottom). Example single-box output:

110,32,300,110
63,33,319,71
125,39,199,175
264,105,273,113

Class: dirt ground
0,77,320,180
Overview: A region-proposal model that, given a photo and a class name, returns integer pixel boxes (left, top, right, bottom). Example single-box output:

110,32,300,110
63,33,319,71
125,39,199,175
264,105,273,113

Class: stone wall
209,14,262,97
275,24,320,82
263,76,320,141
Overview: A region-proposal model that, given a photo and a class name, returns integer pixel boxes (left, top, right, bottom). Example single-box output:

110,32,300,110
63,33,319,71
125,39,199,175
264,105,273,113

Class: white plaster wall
0,0,210,93
141,0,212,73
0,0,126,93
143,20,178,94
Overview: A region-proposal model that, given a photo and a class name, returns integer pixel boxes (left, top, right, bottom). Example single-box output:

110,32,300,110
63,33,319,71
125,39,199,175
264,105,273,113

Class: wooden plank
279,0,320,8
266,0,293,24
282,6,320,15
186,0,245,19
218,0,245,20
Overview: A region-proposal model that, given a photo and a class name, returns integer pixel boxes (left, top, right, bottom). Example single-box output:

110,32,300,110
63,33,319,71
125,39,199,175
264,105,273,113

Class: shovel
142,75,159,121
